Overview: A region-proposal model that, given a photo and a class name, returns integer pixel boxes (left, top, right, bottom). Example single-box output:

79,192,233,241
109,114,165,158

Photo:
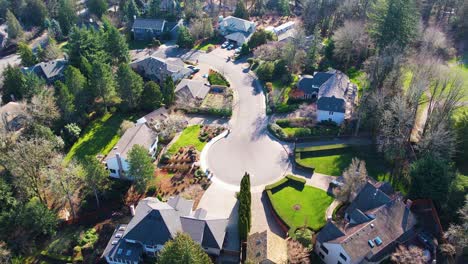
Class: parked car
235,47,242,53
227,44,235,50
187,65,200,73
221,41,230,48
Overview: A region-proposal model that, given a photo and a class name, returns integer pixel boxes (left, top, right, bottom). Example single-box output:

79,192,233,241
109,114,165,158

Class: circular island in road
200,50,290,188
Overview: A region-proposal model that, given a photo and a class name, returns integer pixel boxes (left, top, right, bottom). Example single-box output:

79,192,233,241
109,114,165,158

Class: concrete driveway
194,48,290,188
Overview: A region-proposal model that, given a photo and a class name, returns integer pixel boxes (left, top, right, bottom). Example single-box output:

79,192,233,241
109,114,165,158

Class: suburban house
315,180,440,264
130,55,191,83
102,196,228,263
132,18,182,41
105,123,157,179
136,107,169,128
0,101,27,131
291,70,357,124
218,16,256,45
266,21,296,42
22,59,68,83
247,231,288,264
175,79,210,105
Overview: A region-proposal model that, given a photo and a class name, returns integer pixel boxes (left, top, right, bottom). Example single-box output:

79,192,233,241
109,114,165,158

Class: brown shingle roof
106,123,156,160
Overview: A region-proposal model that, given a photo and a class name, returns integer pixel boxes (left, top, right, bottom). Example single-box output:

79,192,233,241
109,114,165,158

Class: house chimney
116,152,124,178
130,204,135,216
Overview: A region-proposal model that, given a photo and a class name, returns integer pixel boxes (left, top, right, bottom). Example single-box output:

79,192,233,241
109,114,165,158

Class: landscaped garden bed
294,144,390,179
208,69,230,87
268,118,341,141
265,175,333,235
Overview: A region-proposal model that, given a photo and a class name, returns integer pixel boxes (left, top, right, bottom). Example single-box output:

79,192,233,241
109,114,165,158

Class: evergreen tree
57,0,77,35
116,64,144,110
233,0,249,20
6,9,23,39
82,155,109,208
238,172,251,241
17,42,36,67
278,0,290,16
252,0,266,16
176,25,194,48
47,19,64,40
128,145,154,193
90,60,116,111
55,81,76,123
141,81,163,111
23,0,47,27
1,65,26,102
369,0,419,49
161,76,175,106
64,66,87,114
158,233,211,263
104,24,129,65
122,0,140,23
87,0,108,18
148,0,161,18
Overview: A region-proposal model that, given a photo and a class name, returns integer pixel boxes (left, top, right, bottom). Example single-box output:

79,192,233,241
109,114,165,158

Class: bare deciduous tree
287,239,310,264
391,245,427,264
189,17,214,40
444,195,468,255
332,20,370,70
334,158,368,203
27,90,60,127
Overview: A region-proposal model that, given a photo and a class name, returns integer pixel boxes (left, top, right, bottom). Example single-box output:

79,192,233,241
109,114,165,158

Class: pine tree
141,81,163,111
55,81,76,123
162,76,175,106
128,145,154,193
369,0,419,49
116,64,144,110
105,24,130,65
18,42,36,66
233,0,249,20
90,60,116,111
278,0,290,16
238,172,251,241
57,0,77,36
6,9,23,39
158,233,211,263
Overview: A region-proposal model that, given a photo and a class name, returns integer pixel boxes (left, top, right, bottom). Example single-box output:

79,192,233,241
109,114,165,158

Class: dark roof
297,73,333,94
106,123,156,160
132,18,166,30
23,59,67,81
316,221,345,243
180,217,228,249
345,182,392,216
349,208,371,224
317,96,346,113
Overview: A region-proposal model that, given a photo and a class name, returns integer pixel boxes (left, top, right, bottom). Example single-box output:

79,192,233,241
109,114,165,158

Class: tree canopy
157,233,212,264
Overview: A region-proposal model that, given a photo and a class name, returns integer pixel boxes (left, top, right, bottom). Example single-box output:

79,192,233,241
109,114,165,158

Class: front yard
295,144,390,180
165,125,207,156
266,176,333,232
65,113,135,163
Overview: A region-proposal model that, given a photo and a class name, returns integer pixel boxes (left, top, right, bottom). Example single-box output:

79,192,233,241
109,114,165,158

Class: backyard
267,177,333,232
65,113,135,163
295,144,390,180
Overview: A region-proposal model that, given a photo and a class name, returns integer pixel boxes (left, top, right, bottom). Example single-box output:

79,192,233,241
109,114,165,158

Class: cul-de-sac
0,0,467,263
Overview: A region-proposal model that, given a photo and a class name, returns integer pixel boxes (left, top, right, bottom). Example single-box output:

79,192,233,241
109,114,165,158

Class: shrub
268,123,287,140
294,128,312,137
256,61,275,81
295,228,314,248
147,186,157,196
286,174,306,184
78,228,98,248
265,82,273,93
276,119,291,128
208,71,230,86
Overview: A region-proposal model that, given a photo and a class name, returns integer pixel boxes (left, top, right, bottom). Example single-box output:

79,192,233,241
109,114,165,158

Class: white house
102,196,228,263
105,123,157,179
218,16,256,45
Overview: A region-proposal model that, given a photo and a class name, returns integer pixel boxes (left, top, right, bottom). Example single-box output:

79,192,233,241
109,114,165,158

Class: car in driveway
227,44,235,50
187,65,200,73
221,41,230,48
234,47,242,54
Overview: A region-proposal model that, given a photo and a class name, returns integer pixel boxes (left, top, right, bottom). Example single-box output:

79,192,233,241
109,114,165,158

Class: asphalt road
196,48,290,187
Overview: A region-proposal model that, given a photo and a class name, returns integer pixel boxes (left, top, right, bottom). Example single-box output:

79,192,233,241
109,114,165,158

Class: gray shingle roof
23,59,67,81
175,79,210,100
349,208,371,224
316,221,345,243
317,96,346,113
225,31,252,44
220,16,254,33
345,182,392,216
106,123,156,160
297,73,333,94
180,217,228,249
132,18,165,30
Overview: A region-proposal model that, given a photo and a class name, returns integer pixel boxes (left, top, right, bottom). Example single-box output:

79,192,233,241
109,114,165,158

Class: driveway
194,48,290,188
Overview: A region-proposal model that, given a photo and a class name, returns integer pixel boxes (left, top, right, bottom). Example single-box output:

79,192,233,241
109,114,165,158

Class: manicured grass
65,113,134,163
166,125,206,156
208,71,230,86
269,183,333,231
194,36,222,51
296,146,390,180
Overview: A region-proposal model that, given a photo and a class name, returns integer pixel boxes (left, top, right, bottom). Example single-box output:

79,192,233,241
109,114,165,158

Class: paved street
196,48,290,188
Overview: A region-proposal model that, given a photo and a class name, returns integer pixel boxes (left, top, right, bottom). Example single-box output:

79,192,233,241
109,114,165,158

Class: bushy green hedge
208,71,230,87
286,174,306,184
184,107,232,117
267,123,287,140
265,177,289,191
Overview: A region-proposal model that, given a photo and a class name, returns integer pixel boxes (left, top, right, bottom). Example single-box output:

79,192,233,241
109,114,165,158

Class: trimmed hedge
267,123,287,140
295,144,350,153
286,174,306,184
265,177,288,191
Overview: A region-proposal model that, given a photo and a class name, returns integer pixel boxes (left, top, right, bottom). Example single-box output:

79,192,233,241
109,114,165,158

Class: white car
227,44,235,50
221,41,230,48
235,47,242,53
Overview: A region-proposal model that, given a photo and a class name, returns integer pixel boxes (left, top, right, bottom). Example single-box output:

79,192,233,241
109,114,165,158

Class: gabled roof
136,107,169,124
131,56,191,79
106,123,156,160
132,18,166,30
220,16,254,33
167,195,194,216
345,182,392,216
297,73,333,94
316,221,345,242
317,96,346,113
24,59,67,81
225,31,252,44
175,79,210,100
348,208,371,224
180,217,228,249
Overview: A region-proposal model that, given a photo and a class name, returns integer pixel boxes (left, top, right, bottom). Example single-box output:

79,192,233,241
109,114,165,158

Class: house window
319,252,325,259
320,244,329,254
329,111,334,115
110,169,116,174
340,253,347,261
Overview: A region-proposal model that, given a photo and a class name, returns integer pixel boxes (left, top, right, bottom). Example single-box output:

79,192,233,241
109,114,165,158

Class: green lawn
208,71,230,86
166,125,206,156
296,146,390,180
194,36,222,51
269,182,333,231
65,113,134,163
